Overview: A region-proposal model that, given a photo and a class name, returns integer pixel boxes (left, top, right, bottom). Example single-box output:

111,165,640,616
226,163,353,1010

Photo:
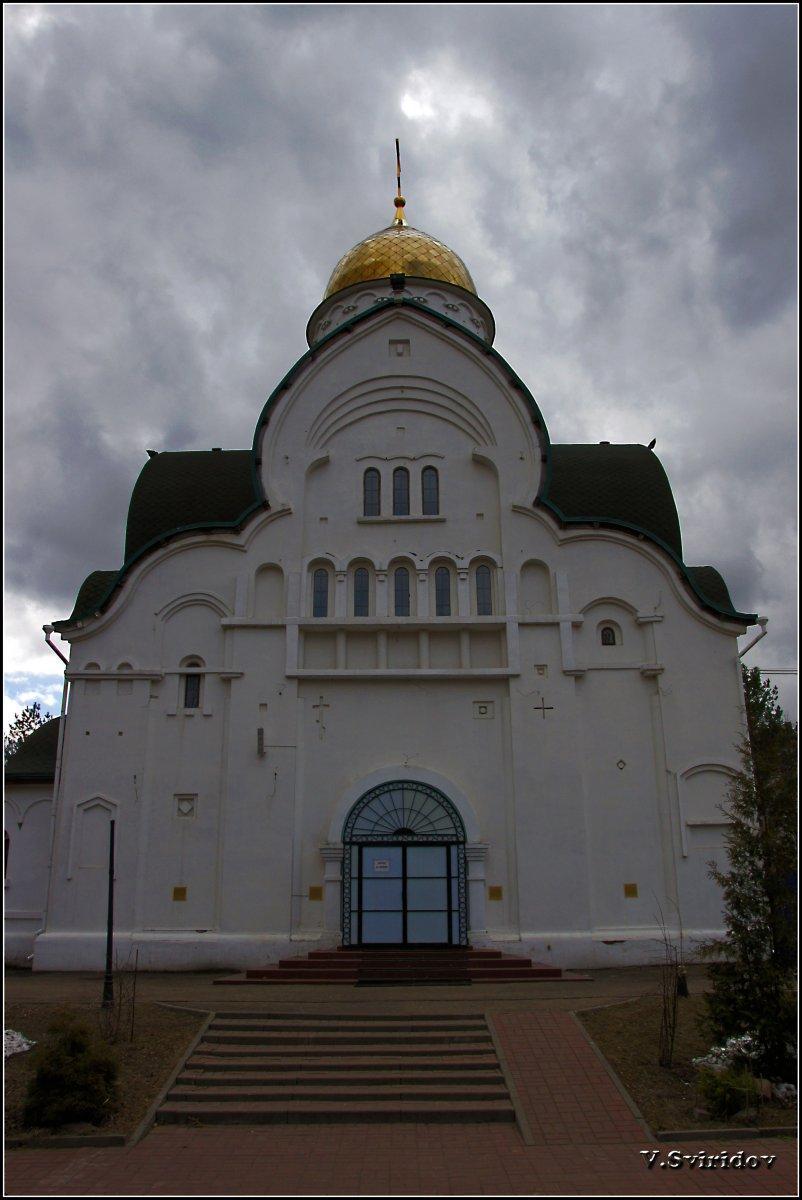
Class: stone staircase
216,945,574,985
156,1011,517,1125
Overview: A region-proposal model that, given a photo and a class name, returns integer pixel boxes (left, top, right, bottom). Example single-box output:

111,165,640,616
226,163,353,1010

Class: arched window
421,466,439,515
363,469,381,517
394,567,410,616
393,467,410,516
600,625,617,646
353,567,370,616
476,565,493,615
312,568,329,617
183,661,202,709
435,566,451,616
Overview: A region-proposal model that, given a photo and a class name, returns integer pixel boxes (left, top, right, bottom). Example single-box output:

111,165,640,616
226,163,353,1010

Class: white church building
5,188,759,971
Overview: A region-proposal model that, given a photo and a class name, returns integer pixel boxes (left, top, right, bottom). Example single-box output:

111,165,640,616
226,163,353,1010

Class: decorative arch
341,779,468,947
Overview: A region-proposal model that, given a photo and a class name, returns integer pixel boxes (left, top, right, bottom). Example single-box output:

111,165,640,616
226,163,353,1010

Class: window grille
421,466,439,515
394,567,410,616
393,467,410,516
435,566,451,616
354,567,370,616
312,568,329,617
183,671,201,709
363,469,381,516
476,565,493,615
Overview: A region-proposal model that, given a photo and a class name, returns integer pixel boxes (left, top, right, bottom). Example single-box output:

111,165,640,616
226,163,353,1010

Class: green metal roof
52,298,753,629
4,716,62,783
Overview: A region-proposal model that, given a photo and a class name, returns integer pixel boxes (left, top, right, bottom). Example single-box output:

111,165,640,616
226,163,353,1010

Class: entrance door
357,843,456,945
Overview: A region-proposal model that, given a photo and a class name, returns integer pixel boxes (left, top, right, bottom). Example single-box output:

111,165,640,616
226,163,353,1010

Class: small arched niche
254,564,285,620
520,560,552,615
116,662,133,696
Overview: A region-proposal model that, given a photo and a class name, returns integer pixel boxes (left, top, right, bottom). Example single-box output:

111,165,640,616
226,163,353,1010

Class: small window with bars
394,566,411,616
183,663,202,709
475,565,493,615
421,466,439,515
363,469,381,516
435,566,452,616
353,567,370,616
312,568,329,617
393,467,410,516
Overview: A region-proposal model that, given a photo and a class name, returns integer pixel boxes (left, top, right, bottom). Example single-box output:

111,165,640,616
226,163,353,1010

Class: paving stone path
5,1011,796,1196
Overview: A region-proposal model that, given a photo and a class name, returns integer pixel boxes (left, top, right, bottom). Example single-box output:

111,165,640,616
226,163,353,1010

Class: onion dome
324,192,476,299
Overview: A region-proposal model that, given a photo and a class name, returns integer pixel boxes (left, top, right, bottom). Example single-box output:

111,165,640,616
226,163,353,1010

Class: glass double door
353,843,458,945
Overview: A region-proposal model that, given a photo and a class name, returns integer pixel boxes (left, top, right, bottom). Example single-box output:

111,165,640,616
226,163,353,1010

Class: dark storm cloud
4,4,797,710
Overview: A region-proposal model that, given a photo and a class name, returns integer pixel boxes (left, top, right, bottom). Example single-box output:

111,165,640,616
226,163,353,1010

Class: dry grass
5,1001,204,1140
579,992,796,1132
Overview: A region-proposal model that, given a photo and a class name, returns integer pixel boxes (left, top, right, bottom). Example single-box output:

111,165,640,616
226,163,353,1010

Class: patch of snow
4,1029,36,1058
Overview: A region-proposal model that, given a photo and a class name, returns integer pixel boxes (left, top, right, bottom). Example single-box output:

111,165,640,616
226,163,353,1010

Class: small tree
703,667,797,1078
23,1016,119,1129
4,700,52,762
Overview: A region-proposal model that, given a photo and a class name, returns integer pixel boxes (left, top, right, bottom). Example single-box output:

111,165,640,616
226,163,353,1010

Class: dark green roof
52,298,754,629
124,450,261,562
544,444,682,558
686,566,737,616
4,717,62,782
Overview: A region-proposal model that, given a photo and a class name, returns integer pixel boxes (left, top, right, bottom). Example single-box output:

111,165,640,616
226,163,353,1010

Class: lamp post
101,819,115,1009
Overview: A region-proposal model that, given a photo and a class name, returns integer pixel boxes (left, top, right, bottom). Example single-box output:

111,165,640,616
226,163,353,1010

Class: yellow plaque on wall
623,883,638,898
488,885,503,901
308,886,323,901
172,886,187,901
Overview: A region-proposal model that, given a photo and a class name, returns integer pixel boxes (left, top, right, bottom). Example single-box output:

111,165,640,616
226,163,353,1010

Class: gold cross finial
393,138,407,226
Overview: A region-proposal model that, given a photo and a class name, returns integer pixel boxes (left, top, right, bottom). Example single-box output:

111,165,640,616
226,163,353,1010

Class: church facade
5,194,758,970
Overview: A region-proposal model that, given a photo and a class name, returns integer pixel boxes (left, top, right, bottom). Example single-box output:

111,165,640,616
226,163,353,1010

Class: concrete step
156,1098,516,1125
202,1030,492,1046
211,1011,483,1021
191,1042,497,1059
168,1083,511,1103
208,1019,487,1033
186,1054,499,1072
178,1069,504,1087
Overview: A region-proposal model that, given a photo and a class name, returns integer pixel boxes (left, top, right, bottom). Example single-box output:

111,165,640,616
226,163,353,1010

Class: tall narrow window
435,566,451,616
422,466,439,515
476,565,493,615
601,626,617,646
312,568,329,617
353,567,370,616
393,467,410,516
363,468,381,516
394,567,410,616
183,664,201,709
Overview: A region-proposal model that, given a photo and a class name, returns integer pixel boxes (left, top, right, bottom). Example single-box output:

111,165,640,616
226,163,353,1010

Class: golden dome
324,222,477,299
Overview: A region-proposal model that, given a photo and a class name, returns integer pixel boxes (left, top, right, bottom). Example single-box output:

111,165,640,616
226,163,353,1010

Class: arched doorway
342,781,468,946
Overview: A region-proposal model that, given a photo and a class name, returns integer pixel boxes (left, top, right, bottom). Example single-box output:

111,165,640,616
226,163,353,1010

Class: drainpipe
39,625,71,953
738,616,769,659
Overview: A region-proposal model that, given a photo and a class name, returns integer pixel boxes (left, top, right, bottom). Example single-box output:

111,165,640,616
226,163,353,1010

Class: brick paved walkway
5,1011,797,1196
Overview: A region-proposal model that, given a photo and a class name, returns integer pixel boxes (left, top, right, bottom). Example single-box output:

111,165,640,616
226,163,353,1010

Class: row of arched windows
311,561,495,618
363,466,439,517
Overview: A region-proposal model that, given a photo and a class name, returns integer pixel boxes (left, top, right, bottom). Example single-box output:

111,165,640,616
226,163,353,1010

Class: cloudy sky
5,2,798,726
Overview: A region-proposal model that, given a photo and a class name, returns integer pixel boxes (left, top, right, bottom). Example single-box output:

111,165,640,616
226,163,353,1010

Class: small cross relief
533,698,554,720
313,695,330,740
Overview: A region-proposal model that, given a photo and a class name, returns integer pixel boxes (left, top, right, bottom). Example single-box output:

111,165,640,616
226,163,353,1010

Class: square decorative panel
175,794,196,818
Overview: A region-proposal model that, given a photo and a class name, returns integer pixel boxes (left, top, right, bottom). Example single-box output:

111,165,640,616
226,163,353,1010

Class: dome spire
393,137,407,226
